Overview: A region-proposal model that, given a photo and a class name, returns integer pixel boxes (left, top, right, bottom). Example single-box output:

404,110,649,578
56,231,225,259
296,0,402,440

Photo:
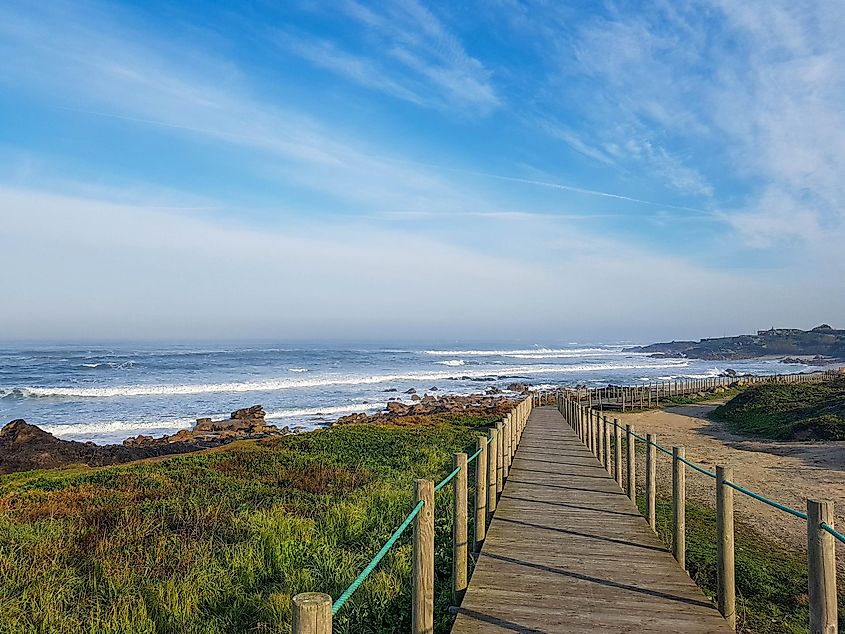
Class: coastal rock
411,394,421,401
231,405,265,421
387,401,411,415
507,382,530,393
405,388,417,394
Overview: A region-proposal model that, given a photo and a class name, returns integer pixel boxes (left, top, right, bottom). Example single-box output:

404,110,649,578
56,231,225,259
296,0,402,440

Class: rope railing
292,395,534,633
553,383,841,632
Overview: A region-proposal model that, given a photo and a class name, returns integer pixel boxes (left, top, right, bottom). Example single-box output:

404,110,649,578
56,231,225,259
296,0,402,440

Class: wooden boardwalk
451,406,732,633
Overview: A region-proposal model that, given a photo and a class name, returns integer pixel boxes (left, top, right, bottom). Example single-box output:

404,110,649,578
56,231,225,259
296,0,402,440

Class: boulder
387,401,411,415
231,405,265,421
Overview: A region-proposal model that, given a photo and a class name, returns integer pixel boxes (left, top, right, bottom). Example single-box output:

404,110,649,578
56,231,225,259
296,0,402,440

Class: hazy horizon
3,2,844,340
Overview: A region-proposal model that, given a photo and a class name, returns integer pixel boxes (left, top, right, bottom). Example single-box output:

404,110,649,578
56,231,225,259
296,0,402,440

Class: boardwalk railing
291,396,534,634
555,388,843,633
568,369,839,411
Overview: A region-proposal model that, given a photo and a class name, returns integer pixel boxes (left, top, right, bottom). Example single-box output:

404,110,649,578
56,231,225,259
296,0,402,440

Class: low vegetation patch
0,414,496,633
663,386,746,407
641,496,845,633
711,377,845,440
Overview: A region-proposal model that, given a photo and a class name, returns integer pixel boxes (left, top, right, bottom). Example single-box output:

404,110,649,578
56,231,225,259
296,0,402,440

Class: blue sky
1,0,844,342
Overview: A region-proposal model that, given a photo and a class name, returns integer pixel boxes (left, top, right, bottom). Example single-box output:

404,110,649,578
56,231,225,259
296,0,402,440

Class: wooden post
603,416,611,474
716,466,736,628
614,419,622,485
672,446,686,570
487,429,497,515
502,416,510,480
292,593,332,634
646,433,657,531
496,422,504,494
474,437,486,551
452,453,468,602
626,425,636,502
807,500,838,633
413,479,434,634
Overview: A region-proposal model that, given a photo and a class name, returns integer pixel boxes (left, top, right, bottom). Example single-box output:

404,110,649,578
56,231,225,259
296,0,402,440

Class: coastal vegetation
0,411,500,633
711,376,845,440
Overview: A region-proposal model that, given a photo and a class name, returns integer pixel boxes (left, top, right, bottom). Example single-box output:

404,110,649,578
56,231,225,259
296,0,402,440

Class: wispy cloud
278,0,499,113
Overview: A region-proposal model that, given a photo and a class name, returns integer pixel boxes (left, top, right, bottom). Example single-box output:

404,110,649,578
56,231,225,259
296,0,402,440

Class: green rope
434,467,461,493
822,522,845,544
724,480,808,520
468,447,483,463
332,500,424,615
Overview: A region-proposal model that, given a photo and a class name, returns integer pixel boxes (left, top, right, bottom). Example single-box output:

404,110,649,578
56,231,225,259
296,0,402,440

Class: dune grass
0,413,497,633
711,376,845,440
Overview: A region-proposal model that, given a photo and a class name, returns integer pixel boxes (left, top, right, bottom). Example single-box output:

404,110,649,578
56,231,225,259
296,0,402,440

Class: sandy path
616,402,845,566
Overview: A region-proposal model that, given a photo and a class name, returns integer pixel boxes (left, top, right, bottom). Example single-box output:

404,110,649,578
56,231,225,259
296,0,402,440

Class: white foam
287,368,309,373
424,347,622,357
435,359,465,366
42,418,195,439
18,360,690,398
266,403,386,419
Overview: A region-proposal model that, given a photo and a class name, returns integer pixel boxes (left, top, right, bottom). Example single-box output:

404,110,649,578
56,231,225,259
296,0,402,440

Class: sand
616,402,845,567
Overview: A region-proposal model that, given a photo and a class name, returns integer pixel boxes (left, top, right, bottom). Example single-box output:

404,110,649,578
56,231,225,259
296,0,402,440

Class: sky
1,0,844,343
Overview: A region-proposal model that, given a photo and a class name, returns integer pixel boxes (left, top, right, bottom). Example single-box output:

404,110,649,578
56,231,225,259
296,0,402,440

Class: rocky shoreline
0,392,522,475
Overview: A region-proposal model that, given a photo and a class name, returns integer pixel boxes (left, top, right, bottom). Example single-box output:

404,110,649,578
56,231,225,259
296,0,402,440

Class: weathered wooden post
603,416,611,475
716,466,736,628
807,500,837,633
487,429,497,516
502,416,510,480
452,453,468,602
496,422,504,494
474,437,487,551
626,424,636,502
413,479,434,634
292,593,332,634
646,433,657,531
614,419,622,485
672,446,686,570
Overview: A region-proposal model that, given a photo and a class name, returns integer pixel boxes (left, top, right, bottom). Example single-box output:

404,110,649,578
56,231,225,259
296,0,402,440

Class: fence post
496,422,504,494
412,479,434,634
672,446,686,570
807,500,837,633
626,424,636,502
646,434,657,531
716,466,736,628
474,437,487,551
502,416,510,480
452,453,468,602
292,593,332,634
487,429,497,516
603,417,611,475
614,419,622,485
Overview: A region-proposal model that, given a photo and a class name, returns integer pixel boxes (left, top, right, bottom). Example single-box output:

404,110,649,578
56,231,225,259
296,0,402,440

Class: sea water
0,342,822,444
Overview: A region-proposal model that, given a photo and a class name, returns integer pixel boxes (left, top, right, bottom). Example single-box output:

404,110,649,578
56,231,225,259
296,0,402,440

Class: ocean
0,342,822,444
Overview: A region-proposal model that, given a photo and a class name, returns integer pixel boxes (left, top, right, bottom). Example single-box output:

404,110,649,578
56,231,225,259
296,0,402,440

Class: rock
507,382,530,393
405,388,417,394
430,386,439,391
411,394,421,401
231,405,265,421
387,401,411,415
383,388,398,392
123,435,154,447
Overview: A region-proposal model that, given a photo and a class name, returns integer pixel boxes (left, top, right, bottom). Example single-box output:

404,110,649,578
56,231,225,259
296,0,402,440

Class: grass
0,412,500,634
662,386,746,406
711,376,845,440
639,495,845,633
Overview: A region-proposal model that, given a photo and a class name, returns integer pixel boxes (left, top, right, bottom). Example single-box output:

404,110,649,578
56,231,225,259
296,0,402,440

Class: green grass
0,413,498,634
638,495,845,633
711,377,845,440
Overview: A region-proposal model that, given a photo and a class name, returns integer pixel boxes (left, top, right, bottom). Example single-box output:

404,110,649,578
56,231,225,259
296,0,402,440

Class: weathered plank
451,406,732,633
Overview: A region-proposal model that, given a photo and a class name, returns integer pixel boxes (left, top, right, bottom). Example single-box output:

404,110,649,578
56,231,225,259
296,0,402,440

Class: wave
287,368,309,373
7,361,690,399
424,347,623,357
435,360,465,366
266,403,386,419
42,418,196,439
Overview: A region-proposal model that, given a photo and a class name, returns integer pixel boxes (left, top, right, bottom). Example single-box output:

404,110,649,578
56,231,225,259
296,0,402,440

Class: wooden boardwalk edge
451,406,733,633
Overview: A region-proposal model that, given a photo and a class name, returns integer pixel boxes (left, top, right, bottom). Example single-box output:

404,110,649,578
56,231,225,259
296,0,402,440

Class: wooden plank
452,406,732,634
